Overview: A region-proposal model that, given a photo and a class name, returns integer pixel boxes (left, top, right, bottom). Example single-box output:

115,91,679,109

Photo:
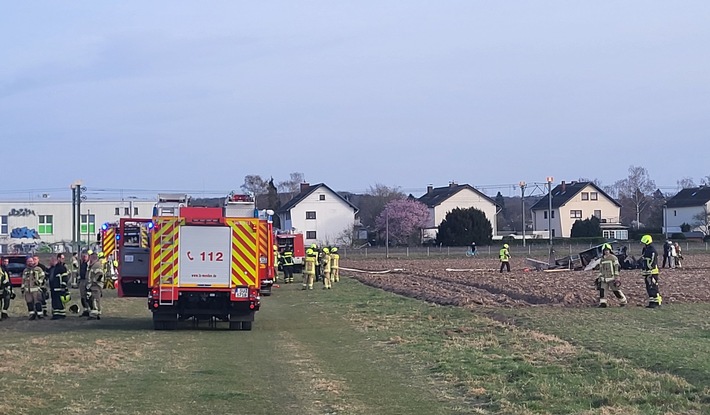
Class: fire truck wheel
229,321,242,330
241,321,252,331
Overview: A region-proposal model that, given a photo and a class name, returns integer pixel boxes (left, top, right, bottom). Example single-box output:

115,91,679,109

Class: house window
552,210,555,218
544,211,548,219
674,210,677,216
306,211,316,220
134,207,139,216
115,207,120,215
570,210,582,219
306,231,317,239
603,230,611,238
80,214,96,234
38,215,53,235
594,210,601,218
0,215,8,235
124,207,130,216
590,192,598,201
581,192,589,201
319,194,325,201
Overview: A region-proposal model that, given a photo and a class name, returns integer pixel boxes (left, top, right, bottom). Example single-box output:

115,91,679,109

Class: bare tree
277,172,305,194
701,176,710,186
612,166,656,228
677,177,696,189
357,184,406,229
692,206,710,235
240,174,268,196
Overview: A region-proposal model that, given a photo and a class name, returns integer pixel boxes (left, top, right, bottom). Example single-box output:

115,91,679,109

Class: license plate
235,288,249,298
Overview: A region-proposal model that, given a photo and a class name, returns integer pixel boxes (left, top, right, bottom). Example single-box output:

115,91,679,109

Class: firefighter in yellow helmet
0,257,15,320
330,247,340,283
499,243,511,273
303,248,317,290
594,244,627,307
86,252,105,319
640,234,662,308
280,249,295,283
321,247,332,289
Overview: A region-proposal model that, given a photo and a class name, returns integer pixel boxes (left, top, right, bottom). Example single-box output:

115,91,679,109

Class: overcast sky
2,1,709,199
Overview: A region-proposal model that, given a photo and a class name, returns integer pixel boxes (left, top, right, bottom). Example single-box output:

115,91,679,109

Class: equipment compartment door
178,226,231,287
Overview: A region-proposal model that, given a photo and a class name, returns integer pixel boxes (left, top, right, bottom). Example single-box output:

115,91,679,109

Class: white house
663,186,710,235
529,181,626,239
276,183,359,245
0,199,156,253
417,183,498,240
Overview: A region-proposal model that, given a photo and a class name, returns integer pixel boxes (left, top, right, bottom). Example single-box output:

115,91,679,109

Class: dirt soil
341,254,710,308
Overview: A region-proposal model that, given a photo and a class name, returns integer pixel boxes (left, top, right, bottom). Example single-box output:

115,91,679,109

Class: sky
2,1,709,200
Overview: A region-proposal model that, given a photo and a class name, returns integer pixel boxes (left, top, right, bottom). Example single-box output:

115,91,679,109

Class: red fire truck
274,232,305,273
147,193,273,330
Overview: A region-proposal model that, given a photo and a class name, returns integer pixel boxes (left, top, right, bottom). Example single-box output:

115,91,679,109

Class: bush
670,233,686,240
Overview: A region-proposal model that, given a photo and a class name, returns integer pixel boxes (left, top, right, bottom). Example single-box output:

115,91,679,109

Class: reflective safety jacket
499,248,510,262
598,253,620,281
641,244,659,275
321,253,331,273
0,266,11,293
281,252,294,267
21,266,45,293
304,254,316,275
88,261,105,286
330,253,339,269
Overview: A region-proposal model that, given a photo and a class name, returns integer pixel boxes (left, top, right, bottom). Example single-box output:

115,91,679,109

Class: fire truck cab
147,193,272,331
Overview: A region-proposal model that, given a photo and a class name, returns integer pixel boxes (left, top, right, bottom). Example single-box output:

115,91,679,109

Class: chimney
300,182,310,193
449,181,457,188
561,180,566,192
427,184,433,194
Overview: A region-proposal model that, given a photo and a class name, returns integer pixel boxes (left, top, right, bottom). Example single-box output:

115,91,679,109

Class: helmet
503,244,509,249
87,249,94,255
641,235,653,245
331,247,338,253
60,292,72,305
306,248,314,255
98,252,105,259
310,243,317,249
602,243,612,252
68,304,79,314
284,251,293,257
322,247,330,254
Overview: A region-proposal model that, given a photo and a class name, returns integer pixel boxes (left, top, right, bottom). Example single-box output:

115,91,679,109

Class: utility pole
546,177,554,266
519,181,526,247
385,210,389,259
71,180,84,253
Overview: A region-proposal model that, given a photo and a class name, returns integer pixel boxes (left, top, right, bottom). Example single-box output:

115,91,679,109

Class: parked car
3,254,28,287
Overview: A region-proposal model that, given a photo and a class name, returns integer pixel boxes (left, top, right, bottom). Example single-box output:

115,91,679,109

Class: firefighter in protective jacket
0,259,14,320
21,256,45,320
303,248,317,290
49,253,70,319
640,234,662,308
86,252,105,319
330,247,340,283
594,244,627,307
321,247,332,290
280,250,295,283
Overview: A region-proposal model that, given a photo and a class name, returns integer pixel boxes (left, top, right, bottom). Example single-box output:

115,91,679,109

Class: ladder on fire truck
155,194,189,306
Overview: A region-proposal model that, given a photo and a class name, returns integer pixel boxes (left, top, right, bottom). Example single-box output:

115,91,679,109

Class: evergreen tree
436,207,493,246
570,216,601,238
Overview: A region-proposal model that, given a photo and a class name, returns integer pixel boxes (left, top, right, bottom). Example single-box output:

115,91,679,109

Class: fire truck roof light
147,222,154,229
101,223,109,231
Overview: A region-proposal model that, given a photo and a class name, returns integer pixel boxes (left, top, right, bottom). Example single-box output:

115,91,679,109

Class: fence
339,241,710,260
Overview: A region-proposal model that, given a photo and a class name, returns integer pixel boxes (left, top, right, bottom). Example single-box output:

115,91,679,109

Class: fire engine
274,231,305,273
147,193,274,330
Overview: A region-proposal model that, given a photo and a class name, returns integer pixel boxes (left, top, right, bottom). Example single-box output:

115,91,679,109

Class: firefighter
303,248,317,290
0,258,15,320
321,247,332,289
33,255,49,317
21,256,45,320
86,252,104,320
281,249,295,283
499,244,511,273
49,253,70,320
272,245,280,283
330,247,340,283
68,252,79,288
311,243,322,282
640,235,662,308
594,244,627,307
78,252,90,317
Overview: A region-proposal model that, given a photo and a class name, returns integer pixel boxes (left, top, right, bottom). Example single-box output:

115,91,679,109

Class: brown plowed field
341,254,710,308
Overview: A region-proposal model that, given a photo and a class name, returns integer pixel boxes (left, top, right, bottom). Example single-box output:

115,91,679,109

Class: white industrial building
0,199,156,253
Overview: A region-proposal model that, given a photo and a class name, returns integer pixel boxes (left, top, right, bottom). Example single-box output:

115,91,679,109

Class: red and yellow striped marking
226,219,259,287
102,228,116,258
150,217,183,287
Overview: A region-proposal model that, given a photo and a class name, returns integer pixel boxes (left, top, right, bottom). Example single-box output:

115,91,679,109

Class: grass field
1,276,708,414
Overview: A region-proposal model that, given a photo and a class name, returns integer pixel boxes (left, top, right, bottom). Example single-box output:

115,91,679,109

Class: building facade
530,181,625,239
417,183,499,241
663,186,710,235
276,183,359,246
0,199,156,253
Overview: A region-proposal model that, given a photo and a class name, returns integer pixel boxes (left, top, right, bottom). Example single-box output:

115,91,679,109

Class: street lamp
519,181,527,247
